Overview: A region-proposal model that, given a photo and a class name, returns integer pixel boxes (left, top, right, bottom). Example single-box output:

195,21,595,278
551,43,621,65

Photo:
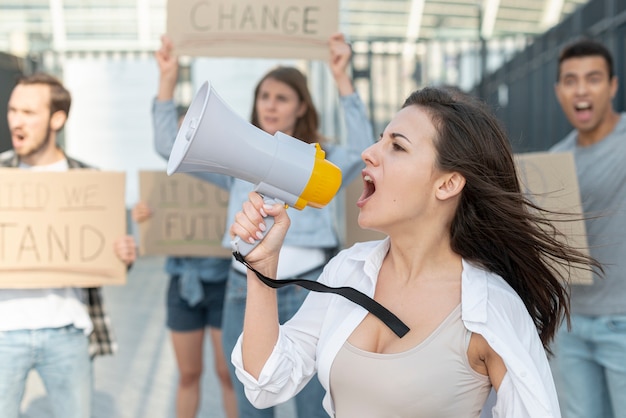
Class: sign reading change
0,169,127,288
167,0,339,60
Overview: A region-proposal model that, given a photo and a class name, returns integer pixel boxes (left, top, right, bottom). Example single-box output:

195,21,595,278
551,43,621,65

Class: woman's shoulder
462,261,540,348
462,260,529,314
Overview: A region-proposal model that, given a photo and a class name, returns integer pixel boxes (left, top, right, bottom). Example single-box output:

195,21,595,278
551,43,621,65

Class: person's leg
0,329,34,418
222,268,273,418
171,329,205,418
167,275,207,418
205,280,237,418
277,266,327,418
552,314,610,418
37,325,92,418
596,314,626,418
209,328,238,418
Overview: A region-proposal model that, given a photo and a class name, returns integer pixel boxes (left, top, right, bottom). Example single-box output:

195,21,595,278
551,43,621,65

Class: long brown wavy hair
403,87,601,352
250,66,324,144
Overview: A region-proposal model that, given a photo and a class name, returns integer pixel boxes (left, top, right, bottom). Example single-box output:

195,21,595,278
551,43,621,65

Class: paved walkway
20,255,295,418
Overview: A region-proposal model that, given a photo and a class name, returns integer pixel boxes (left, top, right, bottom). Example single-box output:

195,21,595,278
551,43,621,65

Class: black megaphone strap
232,251,410,338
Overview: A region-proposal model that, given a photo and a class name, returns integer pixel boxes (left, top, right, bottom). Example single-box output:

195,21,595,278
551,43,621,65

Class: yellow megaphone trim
294,144,342,209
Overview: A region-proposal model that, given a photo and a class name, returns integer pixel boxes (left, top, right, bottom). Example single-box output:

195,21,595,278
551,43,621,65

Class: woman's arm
325,33,375,187
151,37,233,190
328,32,354,97
230,192,289,378
153,35,180,160
468,333,507,391
467,302,561,417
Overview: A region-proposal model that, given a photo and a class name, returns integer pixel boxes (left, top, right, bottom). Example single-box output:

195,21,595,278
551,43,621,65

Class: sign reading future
138,171,231,258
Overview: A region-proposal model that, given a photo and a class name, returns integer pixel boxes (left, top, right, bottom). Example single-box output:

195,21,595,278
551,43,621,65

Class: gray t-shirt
550,113,626,315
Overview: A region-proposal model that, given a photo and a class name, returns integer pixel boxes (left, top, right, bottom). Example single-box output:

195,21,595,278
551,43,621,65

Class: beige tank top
329,304,491,417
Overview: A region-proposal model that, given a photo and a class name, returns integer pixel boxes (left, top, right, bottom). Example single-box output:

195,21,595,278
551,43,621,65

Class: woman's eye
392,143,405,152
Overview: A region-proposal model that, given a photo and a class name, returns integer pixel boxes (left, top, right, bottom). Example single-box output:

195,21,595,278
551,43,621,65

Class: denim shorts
166,275,226,332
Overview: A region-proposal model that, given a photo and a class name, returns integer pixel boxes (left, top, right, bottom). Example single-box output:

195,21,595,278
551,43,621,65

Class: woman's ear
436,172,465,201
297,102,307,118
49,110,67,132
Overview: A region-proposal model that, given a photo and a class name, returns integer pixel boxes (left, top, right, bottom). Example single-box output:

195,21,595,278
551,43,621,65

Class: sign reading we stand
0,169,127,288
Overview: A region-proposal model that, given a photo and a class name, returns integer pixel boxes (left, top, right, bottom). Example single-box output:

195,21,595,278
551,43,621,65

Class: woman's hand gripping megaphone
230,192,291,261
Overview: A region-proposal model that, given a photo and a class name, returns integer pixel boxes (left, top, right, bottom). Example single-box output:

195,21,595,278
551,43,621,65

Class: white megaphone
167,81,342,256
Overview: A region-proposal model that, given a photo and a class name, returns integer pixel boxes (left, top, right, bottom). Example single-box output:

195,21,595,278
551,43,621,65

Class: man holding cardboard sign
0,73,136,418
550,39,626,417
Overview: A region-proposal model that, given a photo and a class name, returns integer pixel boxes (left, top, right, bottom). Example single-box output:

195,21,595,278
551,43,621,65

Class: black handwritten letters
0,170,126,288
167,0,338,60
1,181,104,262
190,2,321,35
139,172,230,257
158,179,228,244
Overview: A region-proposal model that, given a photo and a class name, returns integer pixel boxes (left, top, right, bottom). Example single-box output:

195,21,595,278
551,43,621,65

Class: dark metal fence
475,0,626,152
347,36,531,138
345,0,625,153
0,52,25,153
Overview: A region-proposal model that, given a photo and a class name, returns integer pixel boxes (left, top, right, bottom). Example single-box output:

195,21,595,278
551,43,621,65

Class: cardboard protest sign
0,169,127,288
167,0,339,60
515,151,591,284
344,177,387,248
138,171,231,258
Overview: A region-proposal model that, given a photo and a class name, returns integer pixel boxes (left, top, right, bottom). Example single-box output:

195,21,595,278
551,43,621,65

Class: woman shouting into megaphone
229,87,601,418
151,32,375,418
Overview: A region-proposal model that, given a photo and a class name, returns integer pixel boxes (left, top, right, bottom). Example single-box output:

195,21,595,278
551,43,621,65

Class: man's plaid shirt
0,149,117,357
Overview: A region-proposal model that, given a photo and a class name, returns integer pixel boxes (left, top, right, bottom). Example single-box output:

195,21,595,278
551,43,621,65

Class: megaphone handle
230,197,279,257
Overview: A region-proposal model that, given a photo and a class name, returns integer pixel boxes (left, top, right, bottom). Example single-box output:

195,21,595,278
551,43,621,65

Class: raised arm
156,35,178,102
328,32,354,97
151,35,232,189
229,192,290,378
153,35,180,160
325,33,375,187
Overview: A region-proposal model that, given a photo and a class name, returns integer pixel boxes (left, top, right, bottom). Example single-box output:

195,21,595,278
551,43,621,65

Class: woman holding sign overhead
132,35,237,418
153,32,374,417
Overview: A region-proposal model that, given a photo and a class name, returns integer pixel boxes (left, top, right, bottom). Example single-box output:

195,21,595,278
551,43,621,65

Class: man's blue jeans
0,325,92,418
551,314,626,418
222,267,328,418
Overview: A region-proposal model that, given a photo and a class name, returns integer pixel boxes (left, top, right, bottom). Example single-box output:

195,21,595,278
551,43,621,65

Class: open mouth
357,174,375,207
575,101,591,111
12,132,25,144
573,101,592,122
